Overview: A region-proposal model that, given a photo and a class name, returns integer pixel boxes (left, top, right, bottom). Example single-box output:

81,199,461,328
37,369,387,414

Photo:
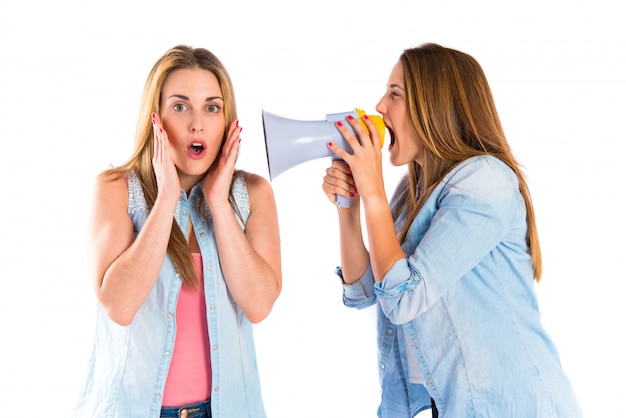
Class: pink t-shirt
162,253,212,406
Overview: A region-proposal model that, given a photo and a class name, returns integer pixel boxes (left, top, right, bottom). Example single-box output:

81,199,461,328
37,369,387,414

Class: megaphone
262,108,385,208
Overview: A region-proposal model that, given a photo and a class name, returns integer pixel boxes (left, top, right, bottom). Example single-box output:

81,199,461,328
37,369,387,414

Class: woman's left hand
327,115,386,203
203,119,242,206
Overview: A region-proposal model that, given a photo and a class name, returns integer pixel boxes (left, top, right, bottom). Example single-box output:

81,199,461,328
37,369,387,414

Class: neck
178,171,205,195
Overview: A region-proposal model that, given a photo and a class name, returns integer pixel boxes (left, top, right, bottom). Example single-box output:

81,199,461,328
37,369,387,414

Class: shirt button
167,313,173,319
387,329,393,335
206,265,212,270
380,363,386,370
199,231,205,237
182,211,188,216
164,351,170,356
214,386,219,393
155,394,161,400
175,273,181,278
213,345,219,351
209,305,216,311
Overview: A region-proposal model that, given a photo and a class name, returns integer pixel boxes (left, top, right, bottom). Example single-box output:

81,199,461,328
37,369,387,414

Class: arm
203,121,281,323
376,157,521,324
327,116,406,282
323,159,370,284
88,173,178,326
90,115,180,326
209,173,281,323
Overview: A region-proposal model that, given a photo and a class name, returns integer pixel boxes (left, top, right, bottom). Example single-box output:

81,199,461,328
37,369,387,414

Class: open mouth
189,142,205,154
386,125,396,147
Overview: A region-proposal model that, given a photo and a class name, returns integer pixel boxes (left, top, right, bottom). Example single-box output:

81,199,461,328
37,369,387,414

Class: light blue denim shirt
73,171,266,418
340,156,582,417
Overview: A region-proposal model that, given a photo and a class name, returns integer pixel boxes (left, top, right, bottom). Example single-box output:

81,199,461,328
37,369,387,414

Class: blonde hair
395,43,542,281
102,45,242,288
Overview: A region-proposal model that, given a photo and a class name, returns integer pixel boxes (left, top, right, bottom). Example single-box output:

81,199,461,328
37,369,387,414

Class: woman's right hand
151,113,180,203
322,159,358,208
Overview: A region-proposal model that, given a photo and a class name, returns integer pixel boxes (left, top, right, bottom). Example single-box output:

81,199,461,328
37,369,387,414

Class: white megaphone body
262,108,385,208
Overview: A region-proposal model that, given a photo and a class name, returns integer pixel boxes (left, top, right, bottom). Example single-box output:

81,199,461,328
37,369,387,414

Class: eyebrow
167,94,224,102
389,83,405,91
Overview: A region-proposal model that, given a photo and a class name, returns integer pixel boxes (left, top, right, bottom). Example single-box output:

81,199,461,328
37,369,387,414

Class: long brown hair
101,45,242,288
394,43,542,281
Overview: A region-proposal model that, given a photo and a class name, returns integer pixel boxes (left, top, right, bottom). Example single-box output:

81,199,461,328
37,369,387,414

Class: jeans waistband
160,399,211,418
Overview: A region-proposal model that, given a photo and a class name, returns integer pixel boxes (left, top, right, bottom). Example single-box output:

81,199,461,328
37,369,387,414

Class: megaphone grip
336,194,353,208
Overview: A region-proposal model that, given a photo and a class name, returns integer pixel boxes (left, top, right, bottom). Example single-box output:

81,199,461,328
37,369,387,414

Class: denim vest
341,156,582,417
73,171,266,418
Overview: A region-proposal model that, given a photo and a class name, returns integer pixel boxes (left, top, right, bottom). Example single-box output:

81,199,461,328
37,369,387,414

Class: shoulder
447,155,518,190
439,156,521,217
90,169,133,228
240,171,274,197
94,168,128,197
239,171,276,210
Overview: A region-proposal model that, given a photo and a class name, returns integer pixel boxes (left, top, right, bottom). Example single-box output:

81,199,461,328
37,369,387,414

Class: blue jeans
160,399,211,417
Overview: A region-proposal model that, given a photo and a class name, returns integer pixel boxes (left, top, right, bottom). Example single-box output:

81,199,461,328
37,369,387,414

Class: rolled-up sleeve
337,264,377,310
374,259,429,324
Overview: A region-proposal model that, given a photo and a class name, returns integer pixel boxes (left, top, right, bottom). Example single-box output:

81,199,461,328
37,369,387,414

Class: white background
1,1,624,417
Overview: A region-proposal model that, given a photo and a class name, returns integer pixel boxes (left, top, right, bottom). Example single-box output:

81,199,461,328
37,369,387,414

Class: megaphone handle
331,155,353,208
336,193,352,208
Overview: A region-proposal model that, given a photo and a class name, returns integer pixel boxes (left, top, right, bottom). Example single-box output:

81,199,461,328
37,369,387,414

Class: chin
388,153,403,167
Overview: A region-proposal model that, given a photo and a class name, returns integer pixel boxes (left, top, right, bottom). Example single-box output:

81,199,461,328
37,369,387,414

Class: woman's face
375,61,424,167
159,67,225,185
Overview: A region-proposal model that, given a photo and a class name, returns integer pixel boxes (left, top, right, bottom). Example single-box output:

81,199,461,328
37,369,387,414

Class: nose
375,96,386,115
190,113,204,132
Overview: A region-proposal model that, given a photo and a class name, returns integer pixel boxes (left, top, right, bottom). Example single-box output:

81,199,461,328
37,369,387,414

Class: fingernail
236,120,239,127
347,115,354,121
151,113,156,124
336,121,343,127
363,114,369,120
328,141,333,147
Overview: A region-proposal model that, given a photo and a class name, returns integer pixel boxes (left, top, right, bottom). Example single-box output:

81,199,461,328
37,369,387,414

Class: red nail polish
347,115,354,121
363,114,369,120
328,141,334,147
336,121,343,127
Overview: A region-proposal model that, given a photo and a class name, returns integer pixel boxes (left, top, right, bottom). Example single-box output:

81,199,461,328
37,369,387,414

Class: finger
222,121,242,163
361,114,382,148
152,113,162,161
334,120,362,151
345,114,375,149
330,159,351,176
151,113,173,168
327,138,351,161
226,119,240,138
322,172,356,202
324,166,356,195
